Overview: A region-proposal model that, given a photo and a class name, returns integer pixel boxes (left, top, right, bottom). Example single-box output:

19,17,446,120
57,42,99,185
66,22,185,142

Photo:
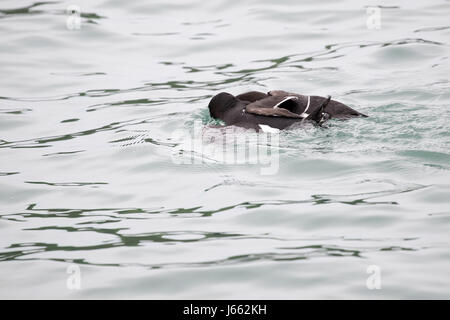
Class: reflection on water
0,0,449,299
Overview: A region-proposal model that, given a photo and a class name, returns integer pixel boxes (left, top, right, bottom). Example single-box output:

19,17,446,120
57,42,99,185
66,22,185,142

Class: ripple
1,0,450,299
0,117,150,149
0,2,57,17
414,26,450,33
0,171,20,176
25,181,108,187
0,239,420,270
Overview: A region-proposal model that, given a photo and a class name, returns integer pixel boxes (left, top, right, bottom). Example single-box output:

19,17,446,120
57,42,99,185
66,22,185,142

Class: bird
208,90,367,131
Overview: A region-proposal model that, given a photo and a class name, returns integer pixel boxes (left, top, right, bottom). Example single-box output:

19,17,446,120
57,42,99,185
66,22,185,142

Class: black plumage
208,90,367,131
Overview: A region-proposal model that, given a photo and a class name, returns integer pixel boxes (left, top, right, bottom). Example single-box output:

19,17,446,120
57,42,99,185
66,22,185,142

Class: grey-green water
1,0,449,299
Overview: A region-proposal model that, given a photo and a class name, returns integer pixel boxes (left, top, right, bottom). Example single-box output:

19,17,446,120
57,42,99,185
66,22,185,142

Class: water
1,0,449,299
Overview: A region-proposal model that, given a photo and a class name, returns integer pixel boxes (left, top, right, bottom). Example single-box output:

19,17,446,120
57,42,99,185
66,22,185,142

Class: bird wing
245,96,305,118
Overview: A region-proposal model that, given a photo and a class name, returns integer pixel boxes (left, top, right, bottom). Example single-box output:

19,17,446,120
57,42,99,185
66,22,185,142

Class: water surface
0,0,449,299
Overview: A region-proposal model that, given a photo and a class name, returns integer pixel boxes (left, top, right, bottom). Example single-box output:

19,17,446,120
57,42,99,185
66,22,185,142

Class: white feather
258,124,280,133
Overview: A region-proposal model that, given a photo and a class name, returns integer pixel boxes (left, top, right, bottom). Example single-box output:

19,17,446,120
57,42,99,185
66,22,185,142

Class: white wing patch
273,96,298,109
258,124,280,133
273,95,310,119
299,95,311,118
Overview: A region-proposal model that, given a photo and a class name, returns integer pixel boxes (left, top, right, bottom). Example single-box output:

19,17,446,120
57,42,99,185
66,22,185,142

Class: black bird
208,90,367,131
